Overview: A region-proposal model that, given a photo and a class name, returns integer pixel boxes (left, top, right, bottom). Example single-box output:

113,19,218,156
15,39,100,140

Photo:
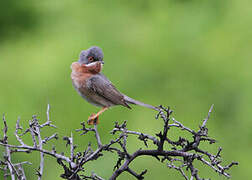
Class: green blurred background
0,0,250,179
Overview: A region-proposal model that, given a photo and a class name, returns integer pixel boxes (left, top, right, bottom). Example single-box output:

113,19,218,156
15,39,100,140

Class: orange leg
88,107,109,125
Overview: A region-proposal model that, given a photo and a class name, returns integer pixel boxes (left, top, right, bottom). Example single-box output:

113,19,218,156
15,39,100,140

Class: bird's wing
87,74,131,109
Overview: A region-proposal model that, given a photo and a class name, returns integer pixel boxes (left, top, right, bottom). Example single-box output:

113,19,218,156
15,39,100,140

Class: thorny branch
0,104,237,180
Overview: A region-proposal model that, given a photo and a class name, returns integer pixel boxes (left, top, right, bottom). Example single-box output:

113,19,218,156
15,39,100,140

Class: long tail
123,95,160,111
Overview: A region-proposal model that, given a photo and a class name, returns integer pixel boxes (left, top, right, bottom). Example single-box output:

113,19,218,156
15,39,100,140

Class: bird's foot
87,114,99,125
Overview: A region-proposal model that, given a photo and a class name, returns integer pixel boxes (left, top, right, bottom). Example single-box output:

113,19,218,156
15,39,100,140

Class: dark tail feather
123,95,160,111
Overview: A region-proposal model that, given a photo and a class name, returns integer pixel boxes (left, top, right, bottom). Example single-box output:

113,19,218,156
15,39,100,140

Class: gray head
78,46,104,65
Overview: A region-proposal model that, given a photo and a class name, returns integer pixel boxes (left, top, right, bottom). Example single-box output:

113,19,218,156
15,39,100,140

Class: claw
87,107,108,125
87,114,99,125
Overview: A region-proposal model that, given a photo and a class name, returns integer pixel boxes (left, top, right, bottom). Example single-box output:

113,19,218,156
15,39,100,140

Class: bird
71,46,159,125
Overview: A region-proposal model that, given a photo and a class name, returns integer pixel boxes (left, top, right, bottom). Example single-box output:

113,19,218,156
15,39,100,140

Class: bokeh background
0,0,251,179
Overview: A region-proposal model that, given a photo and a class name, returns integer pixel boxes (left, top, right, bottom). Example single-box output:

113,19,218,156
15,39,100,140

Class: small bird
71,46,159,125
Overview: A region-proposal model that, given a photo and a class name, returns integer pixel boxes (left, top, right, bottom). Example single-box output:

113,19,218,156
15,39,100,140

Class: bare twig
2,114,16,180
202,104,214,128
34,117,44,180
94,124,102,148
0,104,237,180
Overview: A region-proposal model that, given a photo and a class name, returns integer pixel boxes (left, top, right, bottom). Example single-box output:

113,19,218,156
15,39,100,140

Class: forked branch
0,104,237,180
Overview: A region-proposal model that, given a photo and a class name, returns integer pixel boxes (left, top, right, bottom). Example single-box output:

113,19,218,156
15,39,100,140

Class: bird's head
78,46,104,66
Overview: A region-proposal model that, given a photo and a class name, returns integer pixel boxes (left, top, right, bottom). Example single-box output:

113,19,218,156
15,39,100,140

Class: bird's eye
88,56,94,62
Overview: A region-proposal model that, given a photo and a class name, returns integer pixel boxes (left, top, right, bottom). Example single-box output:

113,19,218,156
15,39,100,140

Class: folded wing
87,74,131,109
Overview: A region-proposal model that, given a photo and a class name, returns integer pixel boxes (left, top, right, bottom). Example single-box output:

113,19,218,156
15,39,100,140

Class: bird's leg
88,107,109,125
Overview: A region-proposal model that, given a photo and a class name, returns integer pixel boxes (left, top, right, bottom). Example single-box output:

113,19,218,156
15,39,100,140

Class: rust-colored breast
71,62,102,89
71,62,102,74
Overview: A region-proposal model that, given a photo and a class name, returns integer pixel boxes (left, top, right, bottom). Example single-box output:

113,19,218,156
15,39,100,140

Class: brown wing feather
87,74,131,109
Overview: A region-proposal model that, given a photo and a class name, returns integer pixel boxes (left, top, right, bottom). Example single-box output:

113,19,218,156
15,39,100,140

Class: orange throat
71,62,102,75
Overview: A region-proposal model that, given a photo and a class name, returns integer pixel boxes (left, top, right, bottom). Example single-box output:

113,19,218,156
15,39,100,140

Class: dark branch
0,104,237,180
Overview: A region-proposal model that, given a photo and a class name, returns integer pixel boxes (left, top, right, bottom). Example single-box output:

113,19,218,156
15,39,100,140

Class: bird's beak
101,60,105,65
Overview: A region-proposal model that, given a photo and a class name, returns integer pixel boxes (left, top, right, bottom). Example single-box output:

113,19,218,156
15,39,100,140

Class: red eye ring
88,56,94,62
